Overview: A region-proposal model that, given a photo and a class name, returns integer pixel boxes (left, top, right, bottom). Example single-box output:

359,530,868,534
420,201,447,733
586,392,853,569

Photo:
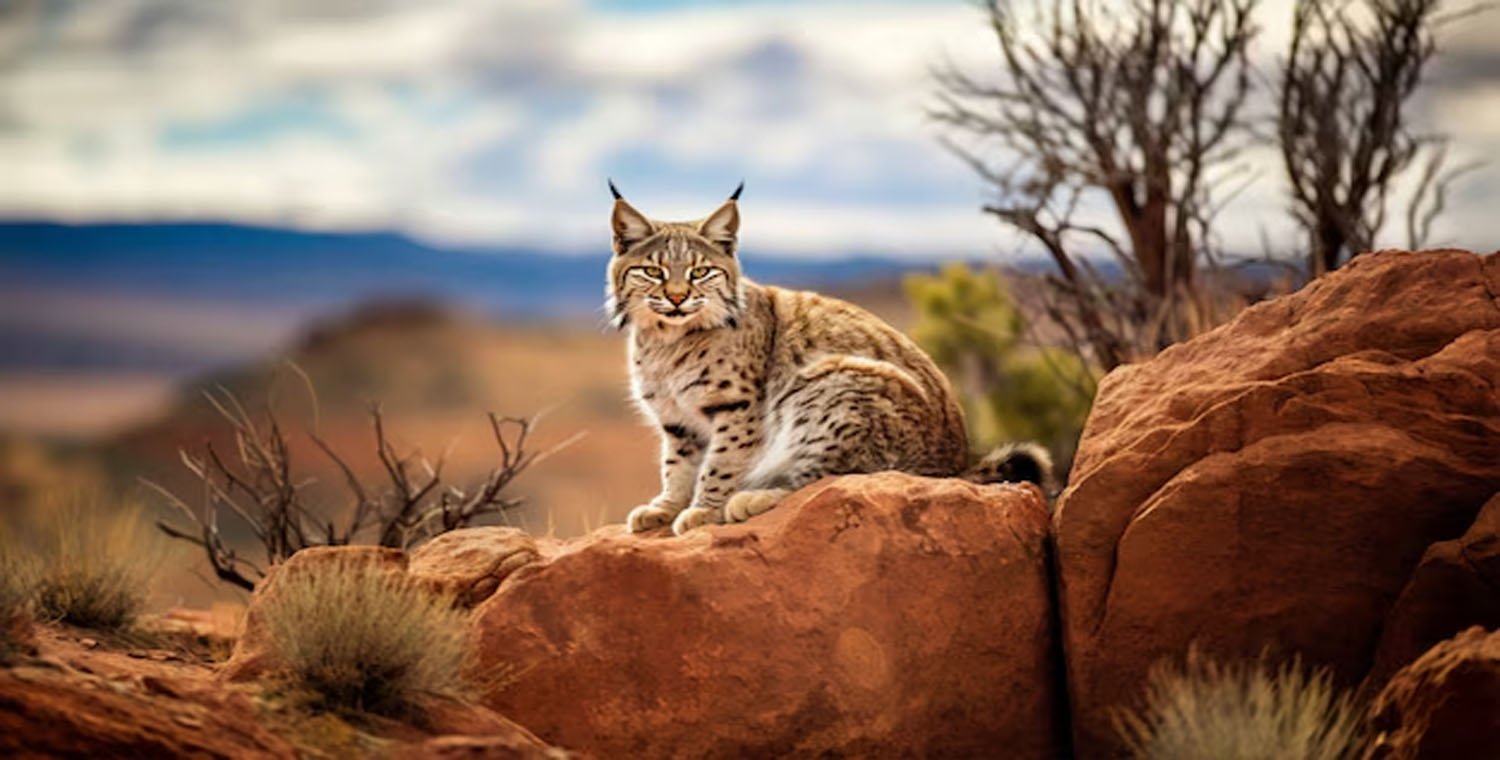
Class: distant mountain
0,221,924,315
0,221,934,373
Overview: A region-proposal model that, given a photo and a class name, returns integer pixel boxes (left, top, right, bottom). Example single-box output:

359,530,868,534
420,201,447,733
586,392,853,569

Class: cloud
0,0,1495,258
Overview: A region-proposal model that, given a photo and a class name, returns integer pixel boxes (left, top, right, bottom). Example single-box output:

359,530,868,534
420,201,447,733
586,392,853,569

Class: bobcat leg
673,401,761,535
627,424,703,533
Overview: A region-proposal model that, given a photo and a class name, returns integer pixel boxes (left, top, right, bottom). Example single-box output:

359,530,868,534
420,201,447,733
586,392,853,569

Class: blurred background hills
0,219,923,607
0,221,916,376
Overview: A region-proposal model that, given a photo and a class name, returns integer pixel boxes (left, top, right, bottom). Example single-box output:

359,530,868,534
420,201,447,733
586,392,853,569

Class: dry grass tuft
13,493,164,632
262,563,471,719
1114,649,1366,760
0,551,38,663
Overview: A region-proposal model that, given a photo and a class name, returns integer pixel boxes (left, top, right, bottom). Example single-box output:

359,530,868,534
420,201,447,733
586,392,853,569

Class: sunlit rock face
1053,250,1500,757
470,472,1062,759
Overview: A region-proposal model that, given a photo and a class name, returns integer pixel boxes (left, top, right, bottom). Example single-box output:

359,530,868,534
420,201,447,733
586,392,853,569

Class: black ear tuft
729,180,744,201
609,179,623,200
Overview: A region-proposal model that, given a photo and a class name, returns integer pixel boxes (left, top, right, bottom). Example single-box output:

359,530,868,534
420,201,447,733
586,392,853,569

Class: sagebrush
261,562,471,718
1114,650,1366,760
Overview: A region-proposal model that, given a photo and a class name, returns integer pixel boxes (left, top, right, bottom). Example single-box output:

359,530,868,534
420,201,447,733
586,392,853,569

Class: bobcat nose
665,292,688,306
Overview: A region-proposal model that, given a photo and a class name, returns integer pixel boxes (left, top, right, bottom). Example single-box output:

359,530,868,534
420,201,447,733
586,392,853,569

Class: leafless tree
146,387,574,591
933,0,1259,371
1280,0,1477,275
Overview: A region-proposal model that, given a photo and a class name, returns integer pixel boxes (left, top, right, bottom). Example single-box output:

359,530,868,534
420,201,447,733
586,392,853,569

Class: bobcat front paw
626,504,677,533
724,489,789,523
671,506,722,535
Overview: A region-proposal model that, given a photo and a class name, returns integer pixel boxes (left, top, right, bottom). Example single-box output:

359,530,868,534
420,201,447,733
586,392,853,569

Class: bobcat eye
639,266,664,279
690,266,712,279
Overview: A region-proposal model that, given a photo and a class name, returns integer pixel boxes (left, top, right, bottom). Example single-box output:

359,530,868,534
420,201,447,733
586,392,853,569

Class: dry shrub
14,493,163,632
261,563,471,719
149,380,559,592
1114,650,1366,760
0,551,37,663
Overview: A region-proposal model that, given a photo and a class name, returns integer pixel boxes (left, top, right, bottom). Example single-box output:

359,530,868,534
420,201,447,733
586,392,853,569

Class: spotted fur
607,185,1049,535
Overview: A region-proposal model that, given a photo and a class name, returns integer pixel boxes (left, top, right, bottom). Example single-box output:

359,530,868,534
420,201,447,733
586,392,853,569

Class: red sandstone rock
393,698,570,759
1366,626,1500,760
1053,251,1500,757
1372,492,1500,684
392,734,576,760
408,527,541,608
471,472,1060,759
1,630,298,759
2,626,564,759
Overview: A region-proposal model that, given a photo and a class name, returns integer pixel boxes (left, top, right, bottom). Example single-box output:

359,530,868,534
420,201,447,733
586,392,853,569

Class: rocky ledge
229,474,1060,758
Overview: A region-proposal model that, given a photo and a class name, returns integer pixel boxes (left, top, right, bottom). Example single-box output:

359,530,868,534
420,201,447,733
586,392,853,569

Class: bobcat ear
698,184,741,254
610,188,654,254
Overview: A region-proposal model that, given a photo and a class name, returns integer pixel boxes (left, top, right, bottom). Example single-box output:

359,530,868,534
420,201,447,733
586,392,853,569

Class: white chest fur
627,326,750,439
627,333,695,427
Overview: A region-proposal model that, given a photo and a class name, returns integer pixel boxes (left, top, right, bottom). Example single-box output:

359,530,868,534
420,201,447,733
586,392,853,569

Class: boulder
1053,251,1500,756
1367,626,1500,760
1372,492,1500,684
408,527,541,608
471,472,1061,759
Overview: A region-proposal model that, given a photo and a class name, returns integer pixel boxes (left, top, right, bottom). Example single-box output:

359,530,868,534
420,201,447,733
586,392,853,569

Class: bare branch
1405,143,1482,249
1279,0,1459,272
933,0,1259,371
146,377,550,590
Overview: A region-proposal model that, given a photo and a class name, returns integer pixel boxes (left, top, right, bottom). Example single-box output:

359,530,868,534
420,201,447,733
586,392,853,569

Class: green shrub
905,264,1095,472
19,494,161,631
262,563,471,719
1114,650,1366,760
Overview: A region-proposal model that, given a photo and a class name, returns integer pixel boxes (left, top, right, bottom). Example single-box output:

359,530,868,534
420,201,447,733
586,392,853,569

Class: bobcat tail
963,442,1055,492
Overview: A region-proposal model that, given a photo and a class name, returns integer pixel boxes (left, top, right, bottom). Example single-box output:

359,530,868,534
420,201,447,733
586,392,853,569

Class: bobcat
607,182,1051,536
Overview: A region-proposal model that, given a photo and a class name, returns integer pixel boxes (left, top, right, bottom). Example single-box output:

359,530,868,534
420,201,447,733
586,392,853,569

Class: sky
1,0,1498,260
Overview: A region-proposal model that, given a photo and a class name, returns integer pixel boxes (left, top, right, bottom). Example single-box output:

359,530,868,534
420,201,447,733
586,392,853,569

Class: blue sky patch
158,89,360,151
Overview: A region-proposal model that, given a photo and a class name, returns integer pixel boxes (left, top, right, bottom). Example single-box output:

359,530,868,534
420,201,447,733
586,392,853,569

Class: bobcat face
610,230,740,327
606,185,744,330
